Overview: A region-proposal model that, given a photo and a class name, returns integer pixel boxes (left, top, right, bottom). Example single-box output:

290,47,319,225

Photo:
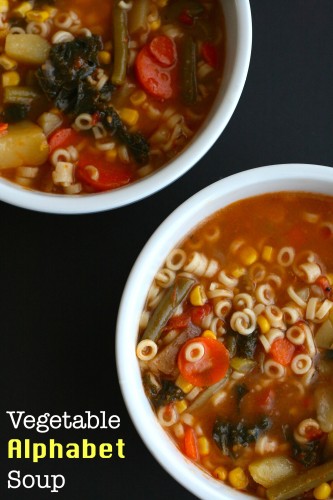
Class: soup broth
137,192,333,499
0,0,224,193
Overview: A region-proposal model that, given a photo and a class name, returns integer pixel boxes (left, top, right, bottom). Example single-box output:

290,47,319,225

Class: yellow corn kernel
130,90,147,106
150,18,161,31
175,399,188,414
214,466,228,481
238,245,258,266
313,483,331,500
175,374,193,394
44,5,57,17
105,148,117,162
262,245,274,262
197,436,210,456
327,273,333,286
12,2,33,17
0,0,8,13
229,264,246,278
0,54,17,70
2,70,20,87
202,330,216,340
257,314,270,334
228,467,249,490
26,10,50,22
190,284,206,306
119,108,139,127
98,50,111,65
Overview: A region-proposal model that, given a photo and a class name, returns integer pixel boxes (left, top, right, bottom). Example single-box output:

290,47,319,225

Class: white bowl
116,164,333,500
0,0,252,214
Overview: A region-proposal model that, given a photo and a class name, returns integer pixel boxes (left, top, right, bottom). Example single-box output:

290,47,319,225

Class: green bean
142,276,195,343
128,0,149,35
181,35,198,105
187,369,231,413
3,86,40,105
266,460,333,500
112,5,129,86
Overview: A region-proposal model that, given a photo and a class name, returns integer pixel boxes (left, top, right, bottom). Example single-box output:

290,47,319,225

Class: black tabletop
3,1,333,499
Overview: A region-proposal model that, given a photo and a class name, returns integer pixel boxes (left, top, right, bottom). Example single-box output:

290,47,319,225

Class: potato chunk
5,34,50,65
249,456,298,488
0,121,49,169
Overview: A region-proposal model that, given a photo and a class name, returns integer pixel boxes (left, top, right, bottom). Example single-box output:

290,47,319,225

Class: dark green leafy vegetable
36,36,149,164
3,103,29,123
236,328,259,358
292,439,322,468
213,417,272,457
145,378,185,408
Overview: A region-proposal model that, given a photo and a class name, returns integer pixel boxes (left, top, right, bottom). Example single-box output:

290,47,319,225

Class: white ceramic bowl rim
116,164,333,500
0,0,252,214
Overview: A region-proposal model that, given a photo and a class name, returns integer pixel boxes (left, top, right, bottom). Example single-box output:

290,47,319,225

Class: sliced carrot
178,337,229,387
48,127,81,154
149,35,177,68
270,337,295,366
183,426,199,461
135,45,174,100
77,153,133,192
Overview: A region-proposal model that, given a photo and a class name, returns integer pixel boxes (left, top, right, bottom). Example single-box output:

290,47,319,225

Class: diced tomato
135,45,175,100
48,127,81,154
179,9,194,26
305,427,324,441
149,35,177,68
77,153,133,191
0,122,8,136
270,337,295,366
178,337,229,387
164,313,191,332
191,303,211,326
183,426,199,461
201,42,219,69
256,388,275,413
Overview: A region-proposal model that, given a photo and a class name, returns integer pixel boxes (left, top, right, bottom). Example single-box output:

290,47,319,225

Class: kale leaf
213,417,272,457
144,378,185,408
225,328,259,359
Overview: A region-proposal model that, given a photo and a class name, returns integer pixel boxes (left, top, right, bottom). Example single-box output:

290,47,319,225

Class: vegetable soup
0,0,224,194
137,192,333,499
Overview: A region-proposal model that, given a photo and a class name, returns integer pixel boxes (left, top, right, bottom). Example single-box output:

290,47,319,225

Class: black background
3,1,333,499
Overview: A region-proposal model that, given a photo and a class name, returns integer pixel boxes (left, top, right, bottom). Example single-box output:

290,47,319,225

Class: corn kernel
262,245,274,262
198,436,210,456
201,330,216,340
257,314,270,334
130,90,147,106
238,245,258,266
98,50,111,65
175,399,188,414
105,148,117,162
313,483,331,500
327,273,333,285
0,0,8,13
214,466,228,481
26,10,50,22
175,374,193,394
0,54,17,70
44,5,57,17
119,108,139,127
228,467,249,490
190,284,206,306
12,2,33,17
150,18,161,31
2,70,20,87
229,265,246,278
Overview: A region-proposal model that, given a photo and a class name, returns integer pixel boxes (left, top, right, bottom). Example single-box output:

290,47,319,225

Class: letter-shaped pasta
214,299,232,319
233,293,254,311
264,359,286,379
265,305,285,328
299,262,321,283
184,251,218,278
136,339,158,361
218,270,238,289
266,328,285,345
291,354,312,375
282,304,302,325
277,247,295,267
230,308,256,335
286,325,306,345
287,286,307,308
255,435,278,455
155,268,176,288
294,418,320,444
157,405,178,427
249,263,266,282
256,283,275,305
207,282,234,300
